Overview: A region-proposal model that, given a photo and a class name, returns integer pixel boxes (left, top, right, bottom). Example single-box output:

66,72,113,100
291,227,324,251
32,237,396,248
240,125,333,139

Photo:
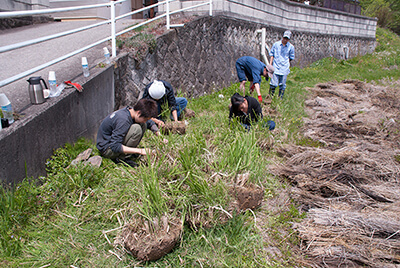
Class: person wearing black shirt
229,93,275,131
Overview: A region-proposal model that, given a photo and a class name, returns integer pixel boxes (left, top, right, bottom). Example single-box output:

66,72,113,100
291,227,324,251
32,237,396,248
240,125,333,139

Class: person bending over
141,80,188,136
235,56,274,103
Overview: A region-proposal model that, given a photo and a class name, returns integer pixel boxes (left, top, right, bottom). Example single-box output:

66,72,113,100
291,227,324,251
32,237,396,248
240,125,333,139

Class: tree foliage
360,0,400,34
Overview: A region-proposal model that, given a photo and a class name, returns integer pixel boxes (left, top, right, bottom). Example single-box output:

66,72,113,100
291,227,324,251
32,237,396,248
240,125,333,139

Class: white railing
0,0,212,88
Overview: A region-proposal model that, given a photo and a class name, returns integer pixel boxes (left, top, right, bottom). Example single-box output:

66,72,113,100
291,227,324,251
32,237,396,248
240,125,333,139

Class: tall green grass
1,27,399,267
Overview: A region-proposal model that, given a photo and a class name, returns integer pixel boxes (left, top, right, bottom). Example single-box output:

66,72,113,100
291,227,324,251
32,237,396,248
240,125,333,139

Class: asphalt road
0,18,139,113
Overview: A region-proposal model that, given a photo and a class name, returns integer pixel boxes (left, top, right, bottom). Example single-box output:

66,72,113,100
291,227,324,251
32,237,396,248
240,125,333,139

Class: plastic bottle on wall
82,57,90,77
0,93,14,124
103,47,111,64
48,71,59,97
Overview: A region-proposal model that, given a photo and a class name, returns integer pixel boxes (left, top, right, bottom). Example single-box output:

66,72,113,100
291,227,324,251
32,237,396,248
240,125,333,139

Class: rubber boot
279,88,285,99
269,85,276,96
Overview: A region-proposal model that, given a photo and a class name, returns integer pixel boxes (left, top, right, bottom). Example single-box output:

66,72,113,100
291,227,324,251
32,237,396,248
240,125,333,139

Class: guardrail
0,0,212,88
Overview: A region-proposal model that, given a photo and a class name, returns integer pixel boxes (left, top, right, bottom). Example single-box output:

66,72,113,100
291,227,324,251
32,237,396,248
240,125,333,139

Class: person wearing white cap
269,30,295,99
141,80,188,135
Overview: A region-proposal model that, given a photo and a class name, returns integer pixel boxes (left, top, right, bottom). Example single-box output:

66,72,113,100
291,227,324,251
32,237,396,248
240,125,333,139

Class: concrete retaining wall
0,0,49,11
0,0,52,30
49,0,132,20
0,66,114,184
116,15,376,109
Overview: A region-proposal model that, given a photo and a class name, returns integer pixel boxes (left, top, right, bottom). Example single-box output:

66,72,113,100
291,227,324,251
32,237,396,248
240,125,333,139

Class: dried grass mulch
270,80,400,267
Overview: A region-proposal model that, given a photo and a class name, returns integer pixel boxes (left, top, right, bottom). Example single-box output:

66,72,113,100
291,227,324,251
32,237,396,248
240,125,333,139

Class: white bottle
0,93,14,124
48,71,59,97
82,57,90,77
103,47,111,64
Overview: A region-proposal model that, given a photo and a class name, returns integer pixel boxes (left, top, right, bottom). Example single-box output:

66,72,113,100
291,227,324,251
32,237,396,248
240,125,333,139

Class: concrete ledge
0,65,114,184
159,0,377,38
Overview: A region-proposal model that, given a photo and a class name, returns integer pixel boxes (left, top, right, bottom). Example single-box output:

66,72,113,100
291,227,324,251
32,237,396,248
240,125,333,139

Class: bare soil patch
270,80,400,267
119,215,182,261
162,121,186,135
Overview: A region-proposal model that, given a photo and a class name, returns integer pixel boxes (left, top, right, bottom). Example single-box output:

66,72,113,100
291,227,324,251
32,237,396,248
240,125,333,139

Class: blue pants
269,73,288,98
241,120,275,131
155,97,187,120
169,97,187,119
148,97,188,133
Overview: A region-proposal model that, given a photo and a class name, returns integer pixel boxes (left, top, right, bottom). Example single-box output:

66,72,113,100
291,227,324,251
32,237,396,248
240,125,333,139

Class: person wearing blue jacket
235,56,274,103
269,30,295,99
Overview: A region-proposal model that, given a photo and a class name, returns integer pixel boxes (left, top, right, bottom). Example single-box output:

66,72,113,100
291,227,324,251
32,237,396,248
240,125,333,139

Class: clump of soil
270,80,400,266
162,121,186,135
232,172,264,211
119,215,182,261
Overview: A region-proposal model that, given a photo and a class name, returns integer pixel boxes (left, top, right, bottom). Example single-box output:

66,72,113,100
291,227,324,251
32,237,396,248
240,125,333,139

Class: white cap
283,30,292,39
103,47,110,54
148,80,166,100
49,71,56,81
0,93,10,106
82,57,88,65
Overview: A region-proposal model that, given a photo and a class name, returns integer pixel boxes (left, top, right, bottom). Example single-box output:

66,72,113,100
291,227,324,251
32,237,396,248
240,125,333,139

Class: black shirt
229,96,263,125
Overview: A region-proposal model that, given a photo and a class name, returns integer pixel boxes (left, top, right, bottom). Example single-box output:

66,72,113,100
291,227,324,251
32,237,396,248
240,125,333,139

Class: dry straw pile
271,80,400,267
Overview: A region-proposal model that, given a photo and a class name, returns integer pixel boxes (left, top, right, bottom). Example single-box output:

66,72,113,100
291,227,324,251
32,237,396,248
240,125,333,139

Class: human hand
139,148,153,155
156,119,165,128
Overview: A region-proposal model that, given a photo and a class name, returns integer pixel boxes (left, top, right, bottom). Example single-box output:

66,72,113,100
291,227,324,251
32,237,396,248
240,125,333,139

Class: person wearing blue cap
235,56,274,103
269,30,295,99
229,93,275,131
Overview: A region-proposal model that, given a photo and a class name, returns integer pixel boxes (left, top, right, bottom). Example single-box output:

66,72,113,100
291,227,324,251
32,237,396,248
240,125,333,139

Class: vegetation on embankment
1,27,399,267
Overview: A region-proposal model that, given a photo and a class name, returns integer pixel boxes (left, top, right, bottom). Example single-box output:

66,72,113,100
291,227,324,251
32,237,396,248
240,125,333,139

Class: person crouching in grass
229,93,275,131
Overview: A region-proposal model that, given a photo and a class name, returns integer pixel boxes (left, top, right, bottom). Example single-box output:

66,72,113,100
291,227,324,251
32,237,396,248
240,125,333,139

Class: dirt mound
119,215,182,261
162,121,186,135
270,80,400,267
232,172,264,211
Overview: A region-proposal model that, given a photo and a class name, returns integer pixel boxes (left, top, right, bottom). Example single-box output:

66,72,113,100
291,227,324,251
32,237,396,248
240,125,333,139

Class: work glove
64,81,83,92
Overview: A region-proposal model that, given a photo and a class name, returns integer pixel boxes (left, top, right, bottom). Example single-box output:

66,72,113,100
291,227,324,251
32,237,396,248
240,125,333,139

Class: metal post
166,0,170,29
343,46,349,59
256,28,268,65
111,1,116,57
209,0,212,16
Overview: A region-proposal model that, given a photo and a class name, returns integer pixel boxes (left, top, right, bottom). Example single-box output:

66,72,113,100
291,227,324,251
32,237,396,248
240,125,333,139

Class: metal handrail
0,20,110,53
0,0,212,88
0,1,125,18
